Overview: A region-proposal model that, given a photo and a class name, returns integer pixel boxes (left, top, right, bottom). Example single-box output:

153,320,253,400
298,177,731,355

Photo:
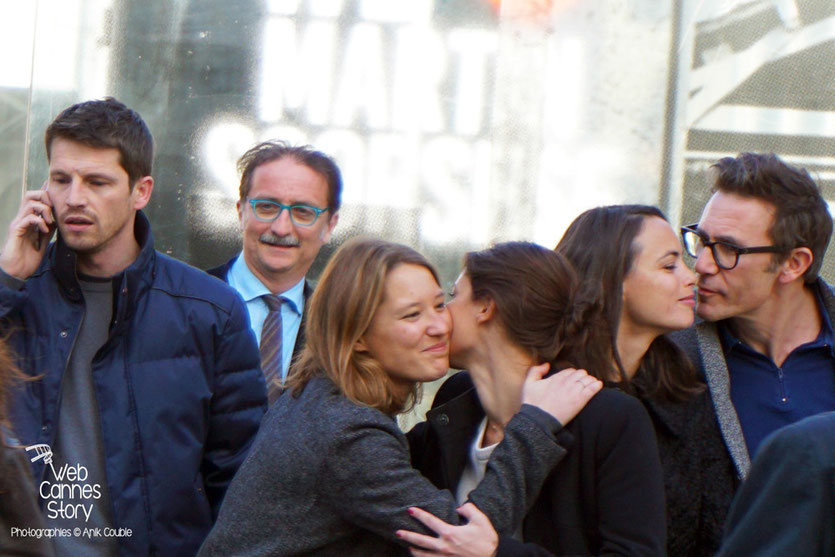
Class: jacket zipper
40,308,84,485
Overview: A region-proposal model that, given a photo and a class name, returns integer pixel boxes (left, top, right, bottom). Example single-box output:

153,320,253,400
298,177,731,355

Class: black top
409,372,667,556
632,374,738,557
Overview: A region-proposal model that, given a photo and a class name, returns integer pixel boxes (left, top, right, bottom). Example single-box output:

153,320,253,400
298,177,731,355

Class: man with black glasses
209,141,341,402
677,152,835,478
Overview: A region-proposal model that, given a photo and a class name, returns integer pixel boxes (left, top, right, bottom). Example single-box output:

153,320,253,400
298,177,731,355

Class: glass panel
2,0,834,424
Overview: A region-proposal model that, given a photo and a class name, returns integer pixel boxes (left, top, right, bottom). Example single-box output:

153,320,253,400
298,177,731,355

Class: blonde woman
199,238,601,556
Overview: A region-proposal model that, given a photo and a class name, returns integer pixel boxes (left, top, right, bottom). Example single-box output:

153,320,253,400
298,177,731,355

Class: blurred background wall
1,0,833,421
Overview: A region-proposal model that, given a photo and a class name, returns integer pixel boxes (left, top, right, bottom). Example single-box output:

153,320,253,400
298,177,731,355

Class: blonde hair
286,238,441,415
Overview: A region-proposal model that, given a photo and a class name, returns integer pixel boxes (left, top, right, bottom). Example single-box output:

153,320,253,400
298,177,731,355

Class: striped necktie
260,294,286,403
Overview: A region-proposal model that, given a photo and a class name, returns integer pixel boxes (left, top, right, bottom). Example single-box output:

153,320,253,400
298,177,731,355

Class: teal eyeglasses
248,199,328,226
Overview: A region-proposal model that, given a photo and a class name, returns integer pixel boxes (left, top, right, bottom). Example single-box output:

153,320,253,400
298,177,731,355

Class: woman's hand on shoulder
395,503,498,557
522,364,602,426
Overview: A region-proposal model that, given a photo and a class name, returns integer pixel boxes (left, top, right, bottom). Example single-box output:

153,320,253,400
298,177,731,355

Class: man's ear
778,247,813,284
321,211,339,243
475,297,496,324
131,176,154,210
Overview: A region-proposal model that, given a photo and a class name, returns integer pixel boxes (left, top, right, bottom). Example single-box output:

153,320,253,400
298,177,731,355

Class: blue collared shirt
721,290,835,458
227,253,304,381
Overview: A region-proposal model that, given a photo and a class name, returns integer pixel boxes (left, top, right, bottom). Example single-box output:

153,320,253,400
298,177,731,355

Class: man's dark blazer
207,255,312,364
717,411,835,556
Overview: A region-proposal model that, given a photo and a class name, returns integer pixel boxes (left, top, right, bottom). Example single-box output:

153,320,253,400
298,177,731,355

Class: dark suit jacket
207,255,311,364
409,372,667,556
717,411,835,557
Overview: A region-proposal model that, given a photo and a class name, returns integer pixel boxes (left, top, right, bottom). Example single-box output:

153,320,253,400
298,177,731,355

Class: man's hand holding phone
0,182,55,280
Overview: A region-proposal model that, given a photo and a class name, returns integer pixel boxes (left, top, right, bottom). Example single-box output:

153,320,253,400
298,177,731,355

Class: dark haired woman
403,242,666,556
0,337,53,556
556,205,738,556
199,238,601,556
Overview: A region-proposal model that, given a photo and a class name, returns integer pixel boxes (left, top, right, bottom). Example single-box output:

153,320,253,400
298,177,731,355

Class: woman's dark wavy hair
464,242,612,380
556,205,702,401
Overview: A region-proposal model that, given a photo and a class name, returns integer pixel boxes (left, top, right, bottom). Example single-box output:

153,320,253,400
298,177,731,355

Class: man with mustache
0,98,267,556
208,141,341,402
677,152,835,479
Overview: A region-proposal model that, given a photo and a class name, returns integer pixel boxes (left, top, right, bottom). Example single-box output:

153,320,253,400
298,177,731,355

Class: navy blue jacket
718,411,835,556
0,212,268,556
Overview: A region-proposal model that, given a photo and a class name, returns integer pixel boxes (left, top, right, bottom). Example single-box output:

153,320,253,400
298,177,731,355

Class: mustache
259,232,300,247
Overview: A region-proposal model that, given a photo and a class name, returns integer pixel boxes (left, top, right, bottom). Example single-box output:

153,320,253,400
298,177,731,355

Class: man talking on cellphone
0,98,267,556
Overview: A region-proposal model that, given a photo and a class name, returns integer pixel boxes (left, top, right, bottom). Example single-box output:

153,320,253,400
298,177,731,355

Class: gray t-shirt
47,276,117,556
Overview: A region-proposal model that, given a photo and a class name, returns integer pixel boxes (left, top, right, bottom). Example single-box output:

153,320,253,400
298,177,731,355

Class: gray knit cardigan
199,373,568,556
